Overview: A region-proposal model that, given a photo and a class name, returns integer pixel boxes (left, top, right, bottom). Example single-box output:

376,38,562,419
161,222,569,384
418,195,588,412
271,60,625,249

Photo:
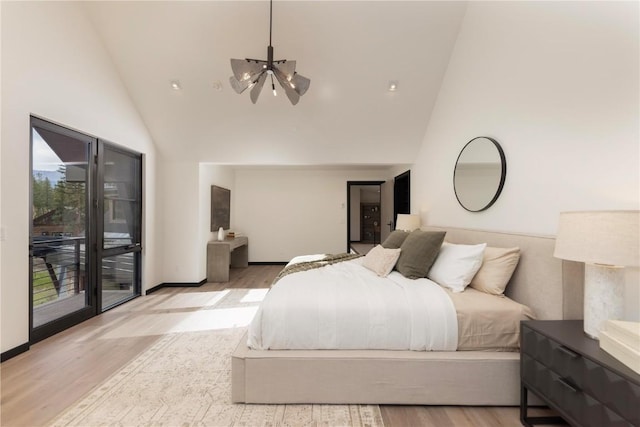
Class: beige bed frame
232,226,584,405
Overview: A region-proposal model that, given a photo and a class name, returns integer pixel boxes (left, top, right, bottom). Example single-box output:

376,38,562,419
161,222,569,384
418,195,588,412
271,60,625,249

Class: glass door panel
30,118,95,333
99,143,141,310
101,253,136,310
102,147,140,249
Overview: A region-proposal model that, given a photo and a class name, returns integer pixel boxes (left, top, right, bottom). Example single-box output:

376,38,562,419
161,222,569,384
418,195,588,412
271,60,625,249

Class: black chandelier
229,0,310,105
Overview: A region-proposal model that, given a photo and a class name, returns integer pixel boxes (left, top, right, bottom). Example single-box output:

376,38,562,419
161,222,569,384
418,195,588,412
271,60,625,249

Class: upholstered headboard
425,226,584,320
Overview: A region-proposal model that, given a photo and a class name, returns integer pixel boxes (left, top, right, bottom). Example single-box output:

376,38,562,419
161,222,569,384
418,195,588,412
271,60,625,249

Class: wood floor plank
2,265,537,427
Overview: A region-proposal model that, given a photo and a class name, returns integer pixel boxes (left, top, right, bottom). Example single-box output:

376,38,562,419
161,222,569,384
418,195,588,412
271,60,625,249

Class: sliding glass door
98,144,142,310
30,118,96,340
30,117,142,343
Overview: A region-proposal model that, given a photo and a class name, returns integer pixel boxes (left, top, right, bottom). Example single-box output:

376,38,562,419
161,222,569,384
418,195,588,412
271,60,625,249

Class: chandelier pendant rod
267,0,274,69
269,0,273,47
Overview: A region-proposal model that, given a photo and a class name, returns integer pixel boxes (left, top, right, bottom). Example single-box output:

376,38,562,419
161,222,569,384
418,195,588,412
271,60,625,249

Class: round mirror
453,136,506,212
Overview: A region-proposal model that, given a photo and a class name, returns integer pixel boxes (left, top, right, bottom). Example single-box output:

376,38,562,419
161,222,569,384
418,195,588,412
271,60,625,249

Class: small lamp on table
553,210,639,339
395,214,421,232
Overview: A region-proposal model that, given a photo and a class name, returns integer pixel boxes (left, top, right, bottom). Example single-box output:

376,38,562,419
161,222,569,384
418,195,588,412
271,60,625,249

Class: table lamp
395,214,421,232
553,210,639,339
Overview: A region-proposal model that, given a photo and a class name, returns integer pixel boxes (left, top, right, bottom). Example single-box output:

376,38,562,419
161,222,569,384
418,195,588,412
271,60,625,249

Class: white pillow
427,242,486,292
362,245,402,277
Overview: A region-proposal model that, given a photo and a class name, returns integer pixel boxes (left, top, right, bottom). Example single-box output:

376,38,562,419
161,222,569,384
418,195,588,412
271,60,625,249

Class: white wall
0,0,3,358
1,2,160,353
198,164,235,279
160,162,235,283
163,166,391,277
234,168,391,262
412,1,639,318
0,0,4,356
162,162,236,283
159,159,200,283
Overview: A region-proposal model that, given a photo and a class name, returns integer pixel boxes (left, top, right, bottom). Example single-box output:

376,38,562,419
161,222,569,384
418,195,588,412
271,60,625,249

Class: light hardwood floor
1,265,552,426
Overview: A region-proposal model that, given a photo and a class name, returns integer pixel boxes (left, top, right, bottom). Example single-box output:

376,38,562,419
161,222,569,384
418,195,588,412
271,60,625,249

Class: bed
232,226,584,405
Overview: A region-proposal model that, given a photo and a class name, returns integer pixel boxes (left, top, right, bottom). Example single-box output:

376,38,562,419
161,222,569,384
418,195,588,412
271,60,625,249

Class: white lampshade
554,210,639,339
554,211,639,267
395,214,421,232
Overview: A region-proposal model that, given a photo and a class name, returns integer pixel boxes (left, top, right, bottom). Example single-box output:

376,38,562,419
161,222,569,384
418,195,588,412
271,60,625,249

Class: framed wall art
210,185,230,231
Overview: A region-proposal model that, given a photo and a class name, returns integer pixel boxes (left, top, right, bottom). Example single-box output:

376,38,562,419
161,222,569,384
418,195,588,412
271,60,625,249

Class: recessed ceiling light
212,81,223,92
170,80,181,90
388,80,398,92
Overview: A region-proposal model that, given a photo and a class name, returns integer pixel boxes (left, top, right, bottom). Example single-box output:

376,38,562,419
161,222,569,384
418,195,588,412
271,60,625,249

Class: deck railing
32,236,85,306
32,236,137,307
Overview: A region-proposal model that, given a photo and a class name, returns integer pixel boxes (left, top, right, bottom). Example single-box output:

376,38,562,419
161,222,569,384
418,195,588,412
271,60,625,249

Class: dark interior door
394,171,411,222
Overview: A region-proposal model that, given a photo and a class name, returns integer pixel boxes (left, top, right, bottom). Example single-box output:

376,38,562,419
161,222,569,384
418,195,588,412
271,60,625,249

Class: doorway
29,117,142,343
346,171,411,254
346,181,383,254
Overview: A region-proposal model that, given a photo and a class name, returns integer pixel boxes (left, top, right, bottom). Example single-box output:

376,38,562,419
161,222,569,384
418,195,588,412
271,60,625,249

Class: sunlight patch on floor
100,306,259,339
169,307,259,333
155,290,229,310
240,288,268,303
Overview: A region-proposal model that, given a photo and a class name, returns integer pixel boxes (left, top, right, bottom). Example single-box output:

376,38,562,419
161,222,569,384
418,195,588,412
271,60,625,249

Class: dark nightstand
520,320,640,427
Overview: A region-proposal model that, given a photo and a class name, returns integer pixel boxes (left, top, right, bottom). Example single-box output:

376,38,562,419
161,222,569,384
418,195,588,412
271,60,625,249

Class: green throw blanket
272,253,362,285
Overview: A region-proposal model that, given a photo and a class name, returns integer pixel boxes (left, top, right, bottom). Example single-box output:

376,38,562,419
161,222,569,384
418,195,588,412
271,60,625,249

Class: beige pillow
395,230,446,279
362,245,402,277
470,246,520,295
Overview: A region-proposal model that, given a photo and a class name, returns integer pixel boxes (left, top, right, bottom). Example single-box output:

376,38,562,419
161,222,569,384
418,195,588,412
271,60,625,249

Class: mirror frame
453,136,506,212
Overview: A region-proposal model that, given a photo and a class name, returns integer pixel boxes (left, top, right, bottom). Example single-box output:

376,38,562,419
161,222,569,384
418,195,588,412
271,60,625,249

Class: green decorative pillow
381,230,410,249
396,230,446,279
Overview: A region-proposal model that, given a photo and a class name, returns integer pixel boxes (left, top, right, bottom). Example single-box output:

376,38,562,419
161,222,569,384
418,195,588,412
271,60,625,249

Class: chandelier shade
229,0,310,105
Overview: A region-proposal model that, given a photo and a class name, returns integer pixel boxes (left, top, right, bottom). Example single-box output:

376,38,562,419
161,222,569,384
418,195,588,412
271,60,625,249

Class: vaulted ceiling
83,1,467,165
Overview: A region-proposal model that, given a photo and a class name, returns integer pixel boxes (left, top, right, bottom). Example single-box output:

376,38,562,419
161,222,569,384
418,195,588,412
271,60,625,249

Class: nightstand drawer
522,354,607,427
522,327,584,386
602,408,635,427
582,360,640,425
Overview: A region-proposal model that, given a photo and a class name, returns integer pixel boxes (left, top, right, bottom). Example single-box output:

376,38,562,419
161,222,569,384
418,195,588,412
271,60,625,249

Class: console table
207,236,248,282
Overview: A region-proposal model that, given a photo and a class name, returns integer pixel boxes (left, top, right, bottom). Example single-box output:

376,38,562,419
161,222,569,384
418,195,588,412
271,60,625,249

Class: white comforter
248,255,458,351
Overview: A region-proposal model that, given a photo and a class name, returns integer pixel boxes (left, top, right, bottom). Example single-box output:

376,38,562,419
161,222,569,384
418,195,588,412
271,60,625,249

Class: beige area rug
50,290,384,427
